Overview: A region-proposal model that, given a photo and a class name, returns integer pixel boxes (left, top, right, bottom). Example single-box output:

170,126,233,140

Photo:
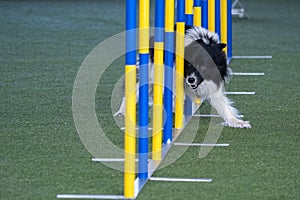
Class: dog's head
184,61,203,89
184,40,227,90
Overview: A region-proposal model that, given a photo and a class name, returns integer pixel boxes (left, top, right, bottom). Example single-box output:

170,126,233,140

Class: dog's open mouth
190,84,199,89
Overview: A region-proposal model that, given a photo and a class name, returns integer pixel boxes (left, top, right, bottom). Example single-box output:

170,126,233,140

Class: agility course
58,0,240,199
124,0,231,198
125,0,238,198
2,0,300,199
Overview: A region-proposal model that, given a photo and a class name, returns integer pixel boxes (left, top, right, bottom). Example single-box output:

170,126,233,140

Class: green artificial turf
0,0,299,199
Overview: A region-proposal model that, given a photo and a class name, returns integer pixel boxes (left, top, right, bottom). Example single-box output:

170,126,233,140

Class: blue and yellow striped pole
185,0,194,25
194,0,202,27
124,0,136,197
163,0,175,144
152,0,165,161
184,0,193,116
175,0,185,129
194,0,202,105
138,0,149,179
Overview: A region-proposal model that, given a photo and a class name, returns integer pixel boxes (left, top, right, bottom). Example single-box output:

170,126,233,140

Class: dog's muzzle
186,76,199,89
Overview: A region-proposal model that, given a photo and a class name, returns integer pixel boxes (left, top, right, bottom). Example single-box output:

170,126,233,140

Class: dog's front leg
208,88,251,128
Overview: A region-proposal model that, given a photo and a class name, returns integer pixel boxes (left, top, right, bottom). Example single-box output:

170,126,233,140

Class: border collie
114,26,251,129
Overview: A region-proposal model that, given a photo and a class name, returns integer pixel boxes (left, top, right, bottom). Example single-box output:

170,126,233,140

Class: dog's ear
216,43,227,50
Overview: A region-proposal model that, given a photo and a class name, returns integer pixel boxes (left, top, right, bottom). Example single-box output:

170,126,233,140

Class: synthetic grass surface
1,0,299,199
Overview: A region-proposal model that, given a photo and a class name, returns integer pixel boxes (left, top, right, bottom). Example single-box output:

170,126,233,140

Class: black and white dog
114,26,251,128
183,26,250,128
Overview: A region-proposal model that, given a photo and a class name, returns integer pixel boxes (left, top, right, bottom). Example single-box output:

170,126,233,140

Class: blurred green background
1,0,299,199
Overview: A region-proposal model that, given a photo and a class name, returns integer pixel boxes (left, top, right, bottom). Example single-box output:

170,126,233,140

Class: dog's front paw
225,119,251,129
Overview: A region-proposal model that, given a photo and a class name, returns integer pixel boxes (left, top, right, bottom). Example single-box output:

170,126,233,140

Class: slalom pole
124,0,137,197
152,0,165,161
184,0,193,116
163,0,175,144
138,0,149,179
175,0,185,129
194,0,202,105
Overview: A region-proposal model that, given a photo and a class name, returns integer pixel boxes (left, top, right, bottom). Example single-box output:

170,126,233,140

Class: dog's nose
188,77,195,84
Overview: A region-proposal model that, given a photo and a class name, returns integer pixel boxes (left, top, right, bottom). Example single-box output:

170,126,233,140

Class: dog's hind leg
114,81,140,117
113,96,126,116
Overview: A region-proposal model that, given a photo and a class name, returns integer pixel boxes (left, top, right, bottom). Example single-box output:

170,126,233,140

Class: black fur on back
149,26,229,85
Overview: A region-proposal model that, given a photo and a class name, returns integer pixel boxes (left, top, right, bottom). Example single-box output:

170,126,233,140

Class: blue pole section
163,32,174,144
201,0,208,29
177,0,185,22
155,0,165,43
215,0,221,36
227,0,232,60
194,0,201,7
185,15,193,26
184,93,193,116
125,1,136,65
138,53,148,178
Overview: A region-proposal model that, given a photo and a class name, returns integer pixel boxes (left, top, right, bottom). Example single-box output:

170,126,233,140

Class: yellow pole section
152,42,164,161
124,65,136,198
165,0,174,32
175,22,185,129
194,6,202,27
139,0,149,53
185,0,193,15
208,0,215,32
220,0,228,54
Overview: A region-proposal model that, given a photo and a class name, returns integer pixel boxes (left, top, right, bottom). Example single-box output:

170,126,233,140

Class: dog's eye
188,64,195,72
